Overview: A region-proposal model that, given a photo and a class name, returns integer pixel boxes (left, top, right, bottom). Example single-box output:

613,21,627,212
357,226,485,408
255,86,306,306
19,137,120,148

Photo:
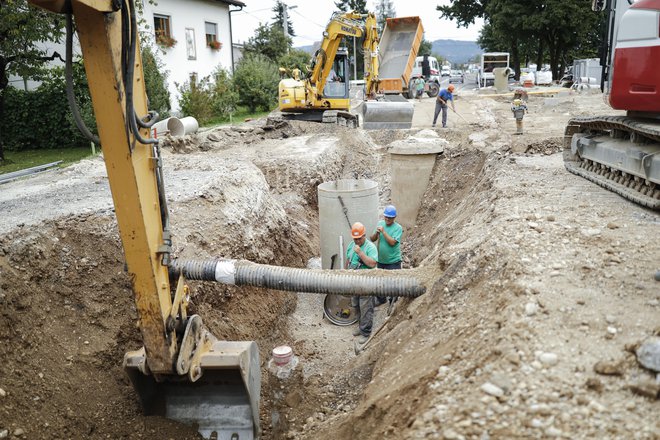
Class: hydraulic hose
169,259,426,298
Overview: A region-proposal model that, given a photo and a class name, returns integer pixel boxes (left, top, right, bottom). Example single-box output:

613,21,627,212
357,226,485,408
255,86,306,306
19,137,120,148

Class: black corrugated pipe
169,259,426,298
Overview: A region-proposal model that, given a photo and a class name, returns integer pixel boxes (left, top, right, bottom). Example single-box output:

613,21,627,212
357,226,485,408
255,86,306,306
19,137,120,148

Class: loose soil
1,90,658,440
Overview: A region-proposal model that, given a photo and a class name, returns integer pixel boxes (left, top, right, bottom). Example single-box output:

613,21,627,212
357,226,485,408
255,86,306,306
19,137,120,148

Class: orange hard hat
448,84,455,92
351,222,366,238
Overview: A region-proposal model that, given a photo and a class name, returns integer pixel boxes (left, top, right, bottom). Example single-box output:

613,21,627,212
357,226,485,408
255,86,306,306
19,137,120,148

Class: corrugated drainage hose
170,259,425,298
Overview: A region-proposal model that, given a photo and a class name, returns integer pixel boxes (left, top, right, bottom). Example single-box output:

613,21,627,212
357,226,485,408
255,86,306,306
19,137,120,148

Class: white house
8,0,245,115
141,0,246,113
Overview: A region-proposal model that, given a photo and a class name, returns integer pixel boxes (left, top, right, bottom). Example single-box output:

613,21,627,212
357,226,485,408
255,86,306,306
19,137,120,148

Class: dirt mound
524,137,563,155
160,119,341,154
2,90,658,440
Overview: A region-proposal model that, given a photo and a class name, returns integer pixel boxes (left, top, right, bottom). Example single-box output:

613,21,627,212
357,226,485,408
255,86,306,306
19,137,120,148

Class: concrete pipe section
152,116,199,137
318,179,379,325
359,100,415,130
389,130,447,230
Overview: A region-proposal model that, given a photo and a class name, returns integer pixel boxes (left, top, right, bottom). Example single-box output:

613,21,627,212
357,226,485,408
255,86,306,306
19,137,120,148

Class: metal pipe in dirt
169,259,426,298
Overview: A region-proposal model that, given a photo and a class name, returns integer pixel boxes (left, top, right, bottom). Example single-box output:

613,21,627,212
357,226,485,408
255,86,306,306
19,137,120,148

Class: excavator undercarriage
564,116,660,210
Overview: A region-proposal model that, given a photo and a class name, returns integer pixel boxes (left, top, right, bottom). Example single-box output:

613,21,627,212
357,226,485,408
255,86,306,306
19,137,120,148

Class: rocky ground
0,88,658,440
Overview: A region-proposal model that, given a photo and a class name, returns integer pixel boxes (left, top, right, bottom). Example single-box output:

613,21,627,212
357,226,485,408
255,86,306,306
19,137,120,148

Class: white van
411,55,441,97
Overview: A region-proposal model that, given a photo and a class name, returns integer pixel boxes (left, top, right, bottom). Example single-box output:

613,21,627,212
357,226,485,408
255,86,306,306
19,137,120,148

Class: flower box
156,34,177,48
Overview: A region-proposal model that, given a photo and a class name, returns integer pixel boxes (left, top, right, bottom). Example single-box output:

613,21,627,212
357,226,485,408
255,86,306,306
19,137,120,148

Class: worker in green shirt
369,205,403,306
346,221,378,344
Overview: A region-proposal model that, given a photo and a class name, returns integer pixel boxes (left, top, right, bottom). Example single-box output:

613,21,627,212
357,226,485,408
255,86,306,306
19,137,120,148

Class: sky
231,0,484,47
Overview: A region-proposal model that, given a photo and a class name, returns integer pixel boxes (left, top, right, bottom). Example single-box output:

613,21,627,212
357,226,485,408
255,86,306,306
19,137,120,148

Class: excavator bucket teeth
125,341,260,440
359,99,414,130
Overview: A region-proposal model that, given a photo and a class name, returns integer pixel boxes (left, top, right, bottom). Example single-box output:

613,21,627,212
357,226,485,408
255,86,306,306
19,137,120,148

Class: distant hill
296,39,482,65
297,44,315,54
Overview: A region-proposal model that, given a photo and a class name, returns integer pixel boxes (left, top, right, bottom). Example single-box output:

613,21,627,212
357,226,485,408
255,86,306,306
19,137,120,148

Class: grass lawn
0,147,98,175
203,107,273,128
0,108,272,175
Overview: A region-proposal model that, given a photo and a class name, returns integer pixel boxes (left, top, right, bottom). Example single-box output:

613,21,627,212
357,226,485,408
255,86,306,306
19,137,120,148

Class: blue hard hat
384,205,397,218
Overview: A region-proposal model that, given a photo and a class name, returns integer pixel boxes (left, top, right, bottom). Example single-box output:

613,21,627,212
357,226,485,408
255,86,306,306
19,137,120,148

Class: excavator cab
323,49,350,100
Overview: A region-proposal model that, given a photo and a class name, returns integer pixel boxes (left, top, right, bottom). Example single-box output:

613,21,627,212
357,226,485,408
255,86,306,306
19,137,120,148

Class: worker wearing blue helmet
369,204,404,306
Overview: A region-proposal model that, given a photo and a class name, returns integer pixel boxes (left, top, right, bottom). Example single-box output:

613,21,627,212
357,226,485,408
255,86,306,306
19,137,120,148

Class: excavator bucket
358,96,415,130
124,340,260,440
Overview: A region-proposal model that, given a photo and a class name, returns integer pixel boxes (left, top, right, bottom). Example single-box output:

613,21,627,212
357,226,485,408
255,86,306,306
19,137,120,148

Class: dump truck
377,16,424,100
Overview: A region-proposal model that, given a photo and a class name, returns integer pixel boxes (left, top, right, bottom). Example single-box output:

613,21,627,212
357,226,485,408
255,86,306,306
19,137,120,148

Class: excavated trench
0,120,554,439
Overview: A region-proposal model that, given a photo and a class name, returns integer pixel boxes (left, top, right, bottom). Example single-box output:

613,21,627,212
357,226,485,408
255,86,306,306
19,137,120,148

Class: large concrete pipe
389,131,446,230
317,179,379,270
170,259,426,298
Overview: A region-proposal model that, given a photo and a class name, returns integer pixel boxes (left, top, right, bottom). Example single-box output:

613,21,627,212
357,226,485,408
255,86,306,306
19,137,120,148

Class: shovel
451,108,469,123
354,301,396,355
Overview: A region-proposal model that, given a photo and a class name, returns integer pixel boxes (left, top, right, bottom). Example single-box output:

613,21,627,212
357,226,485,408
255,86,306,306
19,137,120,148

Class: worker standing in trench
369,205,403,307
346,222,378,344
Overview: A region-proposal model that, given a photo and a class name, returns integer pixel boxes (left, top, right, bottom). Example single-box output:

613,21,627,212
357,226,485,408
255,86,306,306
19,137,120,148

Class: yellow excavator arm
28,1,426,438
308,11,381,100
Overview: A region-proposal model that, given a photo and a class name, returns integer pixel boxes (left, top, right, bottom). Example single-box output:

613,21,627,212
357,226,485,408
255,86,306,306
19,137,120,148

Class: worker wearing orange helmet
432,83,456,128
346,221,378,343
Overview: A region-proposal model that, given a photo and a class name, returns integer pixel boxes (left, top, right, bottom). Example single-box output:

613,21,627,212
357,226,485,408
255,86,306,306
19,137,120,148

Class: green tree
243,23,291,63
334,0,367,13
233,54,280,112
374,0,396,34
278,48,311,72
0,0,65,162
141,45,171,118
437,0,491,27
272,0,295,37
438,0,600,80
210,67,238,118
177,77,214,124
419,38,433,56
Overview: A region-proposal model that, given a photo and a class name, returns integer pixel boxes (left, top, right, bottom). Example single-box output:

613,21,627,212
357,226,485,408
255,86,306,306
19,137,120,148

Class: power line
291,9,325,29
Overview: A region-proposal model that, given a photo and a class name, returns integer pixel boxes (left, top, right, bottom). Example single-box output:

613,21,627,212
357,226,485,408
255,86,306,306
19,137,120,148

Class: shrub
210,67,238,118
233,54,279,112
142,45,171,118
177,76,214,124
1,63,94,151
278,48,311,73
177,66,240,124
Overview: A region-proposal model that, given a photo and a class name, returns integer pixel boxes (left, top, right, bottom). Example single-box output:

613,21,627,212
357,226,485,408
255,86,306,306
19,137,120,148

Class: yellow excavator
278,11,416,129
28,3,426,438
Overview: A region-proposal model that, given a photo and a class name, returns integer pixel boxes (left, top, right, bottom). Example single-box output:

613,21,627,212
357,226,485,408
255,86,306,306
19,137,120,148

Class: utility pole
282,3,297,52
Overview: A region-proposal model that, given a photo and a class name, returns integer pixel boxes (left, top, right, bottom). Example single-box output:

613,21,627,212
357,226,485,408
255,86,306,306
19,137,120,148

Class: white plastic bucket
272,345,293,366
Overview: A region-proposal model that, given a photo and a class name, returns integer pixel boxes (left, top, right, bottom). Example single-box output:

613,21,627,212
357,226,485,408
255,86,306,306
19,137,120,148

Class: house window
154,14,173,46
205,22,218,46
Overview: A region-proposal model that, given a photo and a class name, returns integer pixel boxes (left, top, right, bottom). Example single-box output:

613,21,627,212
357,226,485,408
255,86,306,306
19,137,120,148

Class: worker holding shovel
432,84,456,128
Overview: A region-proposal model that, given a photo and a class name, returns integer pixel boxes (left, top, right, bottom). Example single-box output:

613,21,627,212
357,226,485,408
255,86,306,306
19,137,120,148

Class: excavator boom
28,1,261,438
28,2,429,438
